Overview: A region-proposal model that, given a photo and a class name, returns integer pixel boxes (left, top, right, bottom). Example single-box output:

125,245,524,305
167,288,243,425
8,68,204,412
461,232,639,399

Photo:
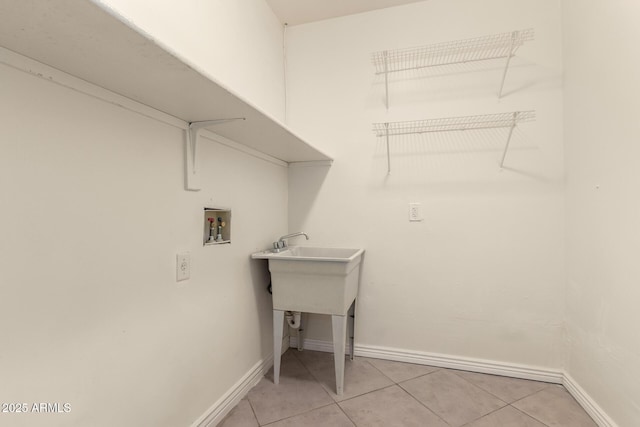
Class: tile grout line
251,350,333,426
335,379,452,427
508,388,559,427
448,368,553,405
451,392,557,426
363,357,447,383
458,405,510,427
264,350,378,426
363,360,450,426
336,383,397,405
446,369,507,407
287,348,336,401
360,357,400,383
395,368,442,384
467,371,594,427
509,404,554,427
395,380,454,427
334,401,359,427
288,349,325,384
258,402,338,427
245,397,261,427
392,368,452,426
436,369,509,408
291,351,393,404
398,368,560,427
438,371,511,425
508,386,552,407
335,382,450,427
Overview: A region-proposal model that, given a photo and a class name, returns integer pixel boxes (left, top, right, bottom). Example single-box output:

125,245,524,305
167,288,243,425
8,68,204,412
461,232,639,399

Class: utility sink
251,246,364,315
252,245,365,396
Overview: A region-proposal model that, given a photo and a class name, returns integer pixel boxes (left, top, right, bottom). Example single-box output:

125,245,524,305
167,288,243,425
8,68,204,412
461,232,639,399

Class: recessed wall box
203,208,231,245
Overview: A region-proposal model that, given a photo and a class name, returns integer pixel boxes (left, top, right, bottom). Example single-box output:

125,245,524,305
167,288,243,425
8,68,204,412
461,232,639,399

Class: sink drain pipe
285,311,304,351
285,311,301,329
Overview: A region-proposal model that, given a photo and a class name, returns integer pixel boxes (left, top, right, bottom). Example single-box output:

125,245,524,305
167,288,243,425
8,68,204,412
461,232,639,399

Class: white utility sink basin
253,246,363,261
252,245,365,396
252,246,364,315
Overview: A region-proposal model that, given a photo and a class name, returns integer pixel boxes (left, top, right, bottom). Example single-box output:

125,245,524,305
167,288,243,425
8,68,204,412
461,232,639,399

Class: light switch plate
176,252,190,281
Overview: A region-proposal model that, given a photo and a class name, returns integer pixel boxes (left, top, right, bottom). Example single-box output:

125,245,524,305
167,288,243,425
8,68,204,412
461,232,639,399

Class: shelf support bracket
499,112,519,168
185,118,246,191
498,31,518,98
383,50,389,110
385,122,391,175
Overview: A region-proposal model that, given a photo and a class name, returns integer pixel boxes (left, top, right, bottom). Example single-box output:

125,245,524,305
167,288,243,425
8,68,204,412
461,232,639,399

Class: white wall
563,1,640,425
0,1,290,424
95,0,286,122
286,0,566,370
0,57,286,426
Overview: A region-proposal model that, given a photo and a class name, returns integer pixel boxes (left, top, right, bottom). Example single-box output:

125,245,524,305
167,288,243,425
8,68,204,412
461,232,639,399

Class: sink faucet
273,232,309,252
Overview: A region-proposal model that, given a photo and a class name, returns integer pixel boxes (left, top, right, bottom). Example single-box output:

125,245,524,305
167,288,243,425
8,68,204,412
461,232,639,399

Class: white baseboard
195,337,615,427
289,336,352,354
191,356,271,427
563,373,618,427
291,338,562,384
356,343,564,384
191,336,288,427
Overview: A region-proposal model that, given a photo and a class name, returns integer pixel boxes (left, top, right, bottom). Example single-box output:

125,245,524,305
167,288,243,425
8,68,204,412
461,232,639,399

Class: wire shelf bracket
372,110,536,174
371,28,535,108
186,118,246,191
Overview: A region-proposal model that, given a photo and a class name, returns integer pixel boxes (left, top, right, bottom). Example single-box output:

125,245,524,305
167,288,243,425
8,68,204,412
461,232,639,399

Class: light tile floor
219,350,597,427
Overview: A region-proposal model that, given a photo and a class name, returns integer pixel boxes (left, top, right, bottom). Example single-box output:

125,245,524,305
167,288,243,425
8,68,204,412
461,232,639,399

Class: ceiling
266,0,427,26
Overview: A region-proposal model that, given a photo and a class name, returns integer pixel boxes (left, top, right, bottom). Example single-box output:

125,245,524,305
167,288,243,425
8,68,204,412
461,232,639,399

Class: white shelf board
0,0,331,163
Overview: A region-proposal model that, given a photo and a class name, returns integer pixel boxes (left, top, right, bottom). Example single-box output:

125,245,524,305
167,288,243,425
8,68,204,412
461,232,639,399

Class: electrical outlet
409,203,422,222
176,252,190,281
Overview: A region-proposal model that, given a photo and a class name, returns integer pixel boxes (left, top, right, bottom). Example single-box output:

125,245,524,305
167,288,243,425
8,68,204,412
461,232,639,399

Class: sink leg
332,314,347,396
273,309,285,385
348,300,356,361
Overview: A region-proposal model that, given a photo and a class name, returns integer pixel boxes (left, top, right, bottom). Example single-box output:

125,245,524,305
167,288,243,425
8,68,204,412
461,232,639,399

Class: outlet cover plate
177,252,191,281
409,203,423,222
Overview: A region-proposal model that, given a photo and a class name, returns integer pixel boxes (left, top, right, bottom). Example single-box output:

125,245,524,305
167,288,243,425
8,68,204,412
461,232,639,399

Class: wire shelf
371,29,534,74
372,110,536,173
372,111,535,137
371,29,535,106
